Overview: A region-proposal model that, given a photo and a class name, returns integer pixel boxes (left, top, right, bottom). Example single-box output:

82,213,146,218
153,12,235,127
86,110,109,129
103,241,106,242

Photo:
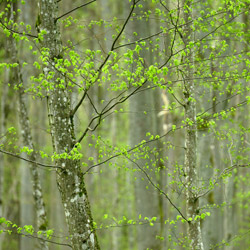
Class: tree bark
5,1,49,249
182,0,204,249
38,1,100,249
129,2,161,248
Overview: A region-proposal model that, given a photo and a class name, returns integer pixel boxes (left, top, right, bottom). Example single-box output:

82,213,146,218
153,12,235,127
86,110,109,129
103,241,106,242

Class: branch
82,124,182,175
55,0,97,22
82,94,248,175
0,228,72,248
197,163,250,200
97,0,139,73
0,20,37,38
70,90,88,118
113,30,163,50
0,148,58,169
77,83,145,144
126,156,188,222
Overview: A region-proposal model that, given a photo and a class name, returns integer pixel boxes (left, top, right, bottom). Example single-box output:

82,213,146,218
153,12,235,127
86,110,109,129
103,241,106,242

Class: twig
0,148,58,169
77,83,145,144
113,30,163,50
0,228,71,248
97,0,140,73
197,163,250,199
55,0,97,22
70,90,88,118
0,20,37,38
125,156,188,222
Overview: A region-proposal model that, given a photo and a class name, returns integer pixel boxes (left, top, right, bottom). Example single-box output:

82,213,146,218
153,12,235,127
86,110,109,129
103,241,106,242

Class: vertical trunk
38,1,99,249
129,90,160,250
182,0,204,249
20,159,34,250
0,43,8,250
7,1,49,249
129,2,161,247
18,82,49,250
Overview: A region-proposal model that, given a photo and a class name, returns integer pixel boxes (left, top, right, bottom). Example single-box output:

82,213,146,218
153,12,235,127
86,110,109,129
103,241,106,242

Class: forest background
0,0,250,249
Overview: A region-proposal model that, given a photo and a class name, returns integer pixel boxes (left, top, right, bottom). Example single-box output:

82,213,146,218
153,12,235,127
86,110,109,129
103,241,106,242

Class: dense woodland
0,0,250,249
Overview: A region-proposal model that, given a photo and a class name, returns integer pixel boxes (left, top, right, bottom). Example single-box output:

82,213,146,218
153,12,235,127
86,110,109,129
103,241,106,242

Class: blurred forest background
0,0,250,249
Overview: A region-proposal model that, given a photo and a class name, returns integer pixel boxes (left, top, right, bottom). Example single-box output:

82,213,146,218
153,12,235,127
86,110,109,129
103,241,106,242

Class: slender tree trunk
18,79,49,250
6,1,49,249
0,43,8,250
182,0,204,249
129,2,161,246
38,1,99,249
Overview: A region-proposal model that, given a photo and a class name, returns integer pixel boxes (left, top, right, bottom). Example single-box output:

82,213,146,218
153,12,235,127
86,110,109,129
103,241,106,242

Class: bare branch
113,30,163,50
126,156,188,222
55,0,97,22
0,148,58,169
70,90,88,118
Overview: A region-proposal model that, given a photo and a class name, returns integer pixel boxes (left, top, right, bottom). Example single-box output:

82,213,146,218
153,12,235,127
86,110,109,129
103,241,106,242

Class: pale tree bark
38,1,99,249
20,159,35,250
129,2,161,249
182,0,204,249
6,1,49,249
0,12,18,249
18,78,49,250
197,39,222,249
0,39,8,250
223,10,247,248
238,8,250,249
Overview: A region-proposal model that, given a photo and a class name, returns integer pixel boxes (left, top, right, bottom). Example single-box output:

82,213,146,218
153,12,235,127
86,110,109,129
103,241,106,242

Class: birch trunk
38,1,99,249
182,0,204,249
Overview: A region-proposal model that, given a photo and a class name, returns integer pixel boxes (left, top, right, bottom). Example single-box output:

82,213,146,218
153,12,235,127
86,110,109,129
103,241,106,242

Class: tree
0,0,250,249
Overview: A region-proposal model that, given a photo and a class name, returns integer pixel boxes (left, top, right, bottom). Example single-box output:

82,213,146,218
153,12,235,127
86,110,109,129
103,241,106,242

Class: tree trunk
18,80,49,250
38,1,100,249
182,0,204,249
6,1,49,249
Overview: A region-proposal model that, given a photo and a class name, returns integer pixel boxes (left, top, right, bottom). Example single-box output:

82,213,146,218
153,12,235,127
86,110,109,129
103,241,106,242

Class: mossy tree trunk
38,1,100,249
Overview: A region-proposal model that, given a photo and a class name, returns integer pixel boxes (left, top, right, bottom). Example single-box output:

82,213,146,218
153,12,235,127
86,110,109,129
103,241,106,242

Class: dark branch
126,156,188,222
70,90,88,118
0,148,58,169
0,20,37,38
97,0,139,73
55,0,97,22
113,30,163,50
77,83,145,144
0,228,72,248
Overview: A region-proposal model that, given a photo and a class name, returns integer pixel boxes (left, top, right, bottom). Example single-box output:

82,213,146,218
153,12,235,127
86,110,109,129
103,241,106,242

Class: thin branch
0,228,71,248
211,228,250,249
197,163,250,200
0,148,58,169
82,124,180,175
55,0,97,22
0,20,37,38
113,30,163,50
86,91,99,114
70,90,88,118
97,0,139,73
126,156,188,222
82,96,249,175
77,83,145,144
